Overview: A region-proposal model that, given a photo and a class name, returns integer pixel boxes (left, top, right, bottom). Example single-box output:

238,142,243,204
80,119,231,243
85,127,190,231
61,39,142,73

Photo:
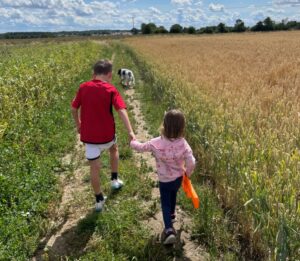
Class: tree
131,28,139,35
170,24,183,33
183,26,196,34
141,23,157,34
233,19,246,32
251,21,264,31
201,26,216,34
286,20,300,30
263,17,274,31
156,26,168,34
274,20,288,31
187,26,196,34
217,23,227,33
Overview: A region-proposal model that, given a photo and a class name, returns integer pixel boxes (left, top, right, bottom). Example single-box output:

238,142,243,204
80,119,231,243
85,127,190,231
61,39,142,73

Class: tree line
0,30,123,39
1,16,299,40
137,17,300,34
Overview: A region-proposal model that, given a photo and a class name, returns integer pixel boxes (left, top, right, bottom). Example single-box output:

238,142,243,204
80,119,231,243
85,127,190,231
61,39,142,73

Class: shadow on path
34,211,98,260
144,229,192,261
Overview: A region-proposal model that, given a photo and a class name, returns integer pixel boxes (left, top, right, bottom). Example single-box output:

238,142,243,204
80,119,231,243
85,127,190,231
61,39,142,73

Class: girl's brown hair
162,109,185,139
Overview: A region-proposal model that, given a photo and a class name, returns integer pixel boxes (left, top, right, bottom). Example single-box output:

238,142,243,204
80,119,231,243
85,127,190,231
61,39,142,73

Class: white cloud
267,8,285,14
209,3,225,12
90,1,118,10
171,0,193,5
194,1,203,6
0,0,67,9
0,0,298,33
75,6,93,16
121,0,137,3
251,10,267,21
149,7,161,15
273,0,300,5
0,8,22,19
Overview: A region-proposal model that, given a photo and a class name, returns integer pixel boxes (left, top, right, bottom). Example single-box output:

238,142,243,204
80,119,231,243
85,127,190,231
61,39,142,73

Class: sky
0,0,299,33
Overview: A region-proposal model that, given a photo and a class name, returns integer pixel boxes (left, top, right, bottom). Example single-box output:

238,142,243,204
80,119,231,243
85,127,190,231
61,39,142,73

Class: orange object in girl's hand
182,174,200,209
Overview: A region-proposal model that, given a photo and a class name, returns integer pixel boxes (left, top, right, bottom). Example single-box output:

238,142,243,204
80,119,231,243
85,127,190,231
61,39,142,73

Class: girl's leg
159,182,173,230
170,190,177,217
170,177,183,218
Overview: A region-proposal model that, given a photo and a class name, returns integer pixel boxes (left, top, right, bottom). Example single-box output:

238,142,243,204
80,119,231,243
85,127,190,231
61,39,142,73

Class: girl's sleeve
184,140,196,177
130,139,153,153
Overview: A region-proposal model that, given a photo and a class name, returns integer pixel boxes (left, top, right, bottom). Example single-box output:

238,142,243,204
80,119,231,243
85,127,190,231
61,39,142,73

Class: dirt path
32,48,208,260
33,50,116,261
126,86,209,261
32,138,94,260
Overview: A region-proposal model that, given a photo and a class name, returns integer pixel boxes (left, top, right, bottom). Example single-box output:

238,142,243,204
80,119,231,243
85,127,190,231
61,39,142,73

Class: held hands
128,131,136,142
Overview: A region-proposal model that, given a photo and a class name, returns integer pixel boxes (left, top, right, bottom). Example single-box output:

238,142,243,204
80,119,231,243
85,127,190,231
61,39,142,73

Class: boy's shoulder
80,80,116,90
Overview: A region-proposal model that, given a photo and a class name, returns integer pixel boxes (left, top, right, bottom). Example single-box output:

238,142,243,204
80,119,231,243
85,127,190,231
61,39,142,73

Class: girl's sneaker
111,179,124,190
95,196,107,212
171,214,176,223
163,228,176,245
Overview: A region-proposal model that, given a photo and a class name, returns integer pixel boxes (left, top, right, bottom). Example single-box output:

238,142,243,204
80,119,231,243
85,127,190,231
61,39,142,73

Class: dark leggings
159,176,183,230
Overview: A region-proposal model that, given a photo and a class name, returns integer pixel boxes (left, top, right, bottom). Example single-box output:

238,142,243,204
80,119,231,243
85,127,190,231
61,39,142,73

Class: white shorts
85,138,116,160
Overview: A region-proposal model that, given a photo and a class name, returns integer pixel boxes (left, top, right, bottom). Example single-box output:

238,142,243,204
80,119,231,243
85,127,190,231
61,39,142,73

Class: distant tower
132,16,135,29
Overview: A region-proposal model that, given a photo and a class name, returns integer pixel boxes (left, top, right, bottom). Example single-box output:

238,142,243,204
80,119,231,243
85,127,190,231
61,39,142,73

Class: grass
0,41,104,260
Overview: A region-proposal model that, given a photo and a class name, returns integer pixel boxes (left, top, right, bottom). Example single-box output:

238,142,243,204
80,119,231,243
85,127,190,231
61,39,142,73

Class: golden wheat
125,31,300,258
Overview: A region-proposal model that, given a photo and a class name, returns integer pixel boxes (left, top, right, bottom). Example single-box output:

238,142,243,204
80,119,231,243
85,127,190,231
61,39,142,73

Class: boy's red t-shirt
71,79,126,144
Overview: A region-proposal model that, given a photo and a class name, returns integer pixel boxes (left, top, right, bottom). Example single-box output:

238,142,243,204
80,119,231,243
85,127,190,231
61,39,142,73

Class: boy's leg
89,158,102,195
86,143,107,211
109,143,123,189
109,143,118,173
89,158,106,212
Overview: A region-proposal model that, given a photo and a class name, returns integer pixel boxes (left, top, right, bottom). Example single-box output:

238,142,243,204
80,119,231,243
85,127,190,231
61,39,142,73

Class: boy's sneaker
95,196,107,212
163,228,176,245
111,179,124,190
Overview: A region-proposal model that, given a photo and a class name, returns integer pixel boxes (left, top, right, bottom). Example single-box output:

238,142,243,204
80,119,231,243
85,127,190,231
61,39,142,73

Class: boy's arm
117,109,135,141
71,106,81,134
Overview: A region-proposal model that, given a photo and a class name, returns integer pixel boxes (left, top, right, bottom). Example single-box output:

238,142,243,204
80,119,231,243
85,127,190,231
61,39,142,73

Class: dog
117,68,135,88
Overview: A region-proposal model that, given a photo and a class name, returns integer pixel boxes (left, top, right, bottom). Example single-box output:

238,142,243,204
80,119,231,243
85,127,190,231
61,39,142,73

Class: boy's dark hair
162,109,185,139
93,59,112,75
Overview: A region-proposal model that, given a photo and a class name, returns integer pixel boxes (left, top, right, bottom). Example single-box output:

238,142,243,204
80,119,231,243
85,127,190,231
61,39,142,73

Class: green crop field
0,41,102,259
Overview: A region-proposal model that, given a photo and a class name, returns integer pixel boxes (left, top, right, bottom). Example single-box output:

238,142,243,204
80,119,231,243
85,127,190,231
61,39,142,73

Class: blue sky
0,0,299,33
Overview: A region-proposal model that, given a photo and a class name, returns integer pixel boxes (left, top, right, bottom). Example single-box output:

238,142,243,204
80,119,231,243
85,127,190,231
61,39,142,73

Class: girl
130,109,196,245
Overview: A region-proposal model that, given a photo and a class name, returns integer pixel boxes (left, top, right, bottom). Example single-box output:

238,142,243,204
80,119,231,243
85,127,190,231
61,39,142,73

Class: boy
71,59,135,212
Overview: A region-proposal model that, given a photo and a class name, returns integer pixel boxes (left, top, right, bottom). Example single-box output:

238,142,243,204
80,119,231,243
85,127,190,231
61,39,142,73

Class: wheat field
125,32,300,258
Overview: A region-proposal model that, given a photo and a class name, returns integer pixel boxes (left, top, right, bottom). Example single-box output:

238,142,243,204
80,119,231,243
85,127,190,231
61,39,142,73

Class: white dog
118,68,135,88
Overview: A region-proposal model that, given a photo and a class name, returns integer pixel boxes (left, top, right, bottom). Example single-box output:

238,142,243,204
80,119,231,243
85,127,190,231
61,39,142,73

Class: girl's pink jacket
130,136,196,182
